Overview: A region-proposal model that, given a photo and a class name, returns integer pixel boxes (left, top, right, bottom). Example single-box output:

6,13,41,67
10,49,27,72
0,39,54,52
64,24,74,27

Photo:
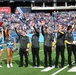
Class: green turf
0,43,76,75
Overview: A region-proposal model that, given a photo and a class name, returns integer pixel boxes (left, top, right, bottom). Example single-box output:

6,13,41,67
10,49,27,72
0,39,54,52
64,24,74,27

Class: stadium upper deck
0,0,76,13
0,0,75,2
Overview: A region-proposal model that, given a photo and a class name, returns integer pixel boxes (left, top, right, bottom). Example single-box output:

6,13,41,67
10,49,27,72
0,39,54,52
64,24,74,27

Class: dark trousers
55,45,65,67
44,46,52,67
19,48,28,66
67,45,76,66
32,47,40,66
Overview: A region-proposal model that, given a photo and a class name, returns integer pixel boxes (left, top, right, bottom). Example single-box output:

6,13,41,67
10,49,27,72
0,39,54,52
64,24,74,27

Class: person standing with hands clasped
41,19,54,67
65,26,76,68
15,24,29,67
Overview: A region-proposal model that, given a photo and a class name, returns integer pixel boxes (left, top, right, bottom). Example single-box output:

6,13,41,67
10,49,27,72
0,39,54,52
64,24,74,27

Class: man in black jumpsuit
65,26,76,68
15,25,29,67
55,25,65,68
41,19,54,67
31,24,40,67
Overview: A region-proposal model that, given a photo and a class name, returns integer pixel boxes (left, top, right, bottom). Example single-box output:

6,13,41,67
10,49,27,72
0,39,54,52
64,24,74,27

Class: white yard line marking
41,66,55,72
30,66,44,68
68,67,76,72
52,61,75,75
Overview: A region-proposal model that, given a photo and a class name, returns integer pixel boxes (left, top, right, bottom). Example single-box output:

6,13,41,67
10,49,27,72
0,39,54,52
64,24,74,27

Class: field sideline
0,43,76,75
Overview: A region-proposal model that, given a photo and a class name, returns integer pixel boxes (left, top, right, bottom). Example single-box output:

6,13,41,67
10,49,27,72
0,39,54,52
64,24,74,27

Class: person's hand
14,24,19,28
26,49,28,52
71,41,76,45
71,42,74,45
71,42,75,45
32,23,35,27
42,21,45,26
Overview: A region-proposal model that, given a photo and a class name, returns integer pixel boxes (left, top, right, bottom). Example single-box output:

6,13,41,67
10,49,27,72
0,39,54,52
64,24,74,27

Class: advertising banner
0,7,11,13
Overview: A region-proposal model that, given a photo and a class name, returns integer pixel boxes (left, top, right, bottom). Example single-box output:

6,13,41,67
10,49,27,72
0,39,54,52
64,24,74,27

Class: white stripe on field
52,61,75,75
32,66,44,68
68,67,76,72
41,66,55,72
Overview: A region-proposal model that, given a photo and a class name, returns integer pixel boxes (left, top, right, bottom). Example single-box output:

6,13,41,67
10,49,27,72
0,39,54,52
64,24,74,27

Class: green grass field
0,43,76,75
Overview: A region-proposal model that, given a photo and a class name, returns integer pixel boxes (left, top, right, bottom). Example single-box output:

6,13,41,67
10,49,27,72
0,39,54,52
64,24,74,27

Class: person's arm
15,27,21,38
57,31,65,39
72,23,75,29
65,40,72,44
13,38,16,49
41,25,45,36
14,24,21,37
51,33,55,48
26,36,30,51
1,28,3,37
65,33,72,44
33,26,39,36
58,31,65,35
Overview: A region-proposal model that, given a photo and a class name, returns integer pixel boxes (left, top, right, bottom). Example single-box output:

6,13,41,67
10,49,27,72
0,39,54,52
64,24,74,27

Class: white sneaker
0,65,2,68
7,64,10,68
10,63,13,67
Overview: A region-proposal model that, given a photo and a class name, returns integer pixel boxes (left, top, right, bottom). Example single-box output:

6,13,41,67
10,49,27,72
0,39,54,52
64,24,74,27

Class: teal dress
7,35,14,49
0,37,3,50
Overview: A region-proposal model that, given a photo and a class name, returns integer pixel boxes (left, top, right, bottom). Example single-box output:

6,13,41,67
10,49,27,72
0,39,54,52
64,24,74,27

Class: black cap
67,26,72,31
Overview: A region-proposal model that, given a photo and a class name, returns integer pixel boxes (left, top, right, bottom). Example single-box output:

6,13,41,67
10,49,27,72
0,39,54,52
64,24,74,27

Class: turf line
41,66,55,72
51,61,75,75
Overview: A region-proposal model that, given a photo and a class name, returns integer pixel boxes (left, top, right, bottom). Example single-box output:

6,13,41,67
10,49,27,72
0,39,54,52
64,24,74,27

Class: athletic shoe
60,65,64,68
25,65,28,67
55,66,58,68
19,65,23,67
68,65,72,68
7,64,10,68
0,65,2,68
10,63,13,67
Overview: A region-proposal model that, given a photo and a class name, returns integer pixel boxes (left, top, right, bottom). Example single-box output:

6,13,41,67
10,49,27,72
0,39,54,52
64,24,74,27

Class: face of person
46,28,50,34
42,20,46,25
22,31,26,36
70,28,73,32
58,25,63,30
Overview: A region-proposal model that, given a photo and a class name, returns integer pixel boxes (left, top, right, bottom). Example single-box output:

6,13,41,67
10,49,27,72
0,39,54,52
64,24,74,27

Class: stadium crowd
53,11,76,31
0,11,76,34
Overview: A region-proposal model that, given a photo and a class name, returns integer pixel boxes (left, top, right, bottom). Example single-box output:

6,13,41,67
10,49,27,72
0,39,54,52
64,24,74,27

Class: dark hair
22,30,26,33
67,26,72,31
